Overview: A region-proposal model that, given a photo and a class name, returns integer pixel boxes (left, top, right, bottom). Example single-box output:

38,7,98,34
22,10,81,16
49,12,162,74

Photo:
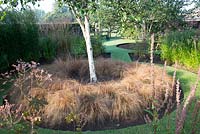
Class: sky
31,0,55,13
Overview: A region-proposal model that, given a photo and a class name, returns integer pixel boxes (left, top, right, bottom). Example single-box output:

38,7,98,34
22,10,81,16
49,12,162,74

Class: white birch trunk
69,8,97,83
84,16,97,83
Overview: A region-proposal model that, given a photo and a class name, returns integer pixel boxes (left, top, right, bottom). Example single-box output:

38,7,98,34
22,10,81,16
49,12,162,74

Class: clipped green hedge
160,29,200,70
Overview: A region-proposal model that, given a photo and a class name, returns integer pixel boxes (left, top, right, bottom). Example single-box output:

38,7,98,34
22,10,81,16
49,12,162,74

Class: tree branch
68,4,86,38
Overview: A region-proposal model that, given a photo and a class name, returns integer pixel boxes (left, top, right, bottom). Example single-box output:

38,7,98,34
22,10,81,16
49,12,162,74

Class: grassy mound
8,59,178,131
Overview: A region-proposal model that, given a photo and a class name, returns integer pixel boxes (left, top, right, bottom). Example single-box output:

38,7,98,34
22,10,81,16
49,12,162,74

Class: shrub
48,28,73,58
44,89,77,128
48,58,122,83
0,10,40,72
100,88,143,121
69,35,104,58
39,36,57,61
78,92,111,127
0,61,52,133
160,29,200,70
91,35,105,57
70,36,86,57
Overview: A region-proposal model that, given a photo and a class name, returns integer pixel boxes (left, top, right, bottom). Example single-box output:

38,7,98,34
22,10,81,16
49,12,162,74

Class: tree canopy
100,0,190,39
0,0,40,9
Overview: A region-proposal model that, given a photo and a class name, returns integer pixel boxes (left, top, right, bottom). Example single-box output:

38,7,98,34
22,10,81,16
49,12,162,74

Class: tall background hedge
0,10,40,72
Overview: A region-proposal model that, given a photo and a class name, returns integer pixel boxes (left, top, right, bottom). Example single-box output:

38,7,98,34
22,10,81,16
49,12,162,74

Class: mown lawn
102,38,135,62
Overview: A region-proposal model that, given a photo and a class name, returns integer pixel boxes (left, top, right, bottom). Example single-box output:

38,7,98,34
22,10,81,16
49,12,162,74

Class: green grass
102,38,135,62
1,38,200,134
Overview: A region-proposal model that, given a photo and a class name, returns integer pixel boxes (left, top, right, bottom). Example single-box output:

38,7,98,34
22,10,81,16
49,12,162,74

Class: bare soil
117,42,148,50
128,53,164,64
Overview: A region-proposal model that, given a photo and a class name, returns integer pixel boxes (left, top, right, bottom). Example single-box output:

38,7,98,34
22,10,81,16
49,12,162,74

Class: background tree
106,0,187,40
104,0,188,71
0,0,39,20
44,2,75,23
90,1,119,38
102,0,138,38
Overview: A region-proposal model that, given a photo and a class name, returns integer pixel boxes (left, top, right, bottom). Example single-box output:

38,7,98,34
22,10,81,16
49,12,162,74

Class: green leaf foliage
43,2,75,23
0,0,40,8
39,37,57,61
70,35,104,58
58,0,98,18
160,29,200,70
104,0,187,39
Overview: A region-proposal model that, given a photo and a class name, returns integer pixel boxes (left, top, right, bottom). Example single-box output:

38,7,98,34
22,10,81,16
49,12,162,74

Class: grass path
102,38,135,62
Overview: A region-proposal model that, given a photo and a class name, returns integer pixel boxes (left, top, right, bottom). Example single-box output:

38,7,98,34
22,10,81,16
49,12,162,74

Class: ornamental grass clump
7,59,177,130
78,91,111,127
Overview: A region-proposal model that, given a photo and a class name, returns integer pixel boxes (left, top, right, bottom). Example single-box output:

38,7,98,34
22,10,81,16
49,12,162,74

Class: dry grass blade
110,90,143,121
78,92,111,126
44,89,77,128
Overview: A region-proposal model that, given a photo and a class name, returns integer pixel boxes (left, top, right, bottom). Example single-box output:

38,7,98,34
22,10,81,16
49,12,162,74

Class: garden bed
102,53,111,59
117,42,148,50
7,59,182,131
117,42,163,64
128,53,163,64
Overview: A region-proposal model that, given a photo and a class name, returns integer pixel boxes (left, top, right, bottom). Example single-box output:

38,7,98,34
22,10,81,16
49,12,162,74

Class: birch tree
58,0,98,83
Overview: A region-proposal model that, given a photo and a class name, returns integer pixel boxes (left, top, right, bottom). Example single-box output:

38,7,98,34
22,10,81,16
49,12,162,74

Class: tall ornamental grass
160,29,200,71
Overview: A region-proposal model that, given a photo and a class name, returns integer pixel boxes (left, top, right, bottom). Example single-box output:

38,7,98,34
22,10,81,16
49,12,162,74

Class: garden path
102,38,135,62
